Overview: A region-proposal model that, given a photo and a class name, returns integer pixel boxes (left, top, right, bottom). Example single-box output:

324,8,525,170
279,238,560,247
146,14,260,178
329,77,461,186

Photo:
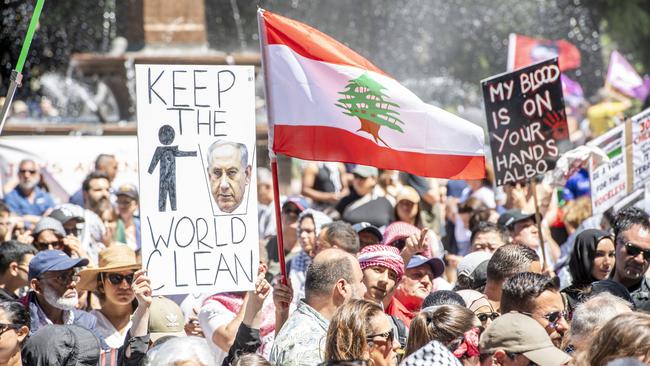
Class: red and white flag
507,33,581,72
257,10,485,179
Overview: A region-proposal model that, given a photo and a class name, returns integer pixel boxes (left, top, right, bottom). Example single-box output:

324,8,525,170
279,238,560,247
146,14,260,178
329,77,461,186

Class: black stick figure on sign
147,125,196,211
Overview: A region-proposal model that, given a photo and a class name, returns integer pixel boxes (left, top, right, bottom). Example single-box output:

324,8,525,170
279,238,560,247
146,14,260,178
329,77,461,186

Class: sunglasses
34,240,64,251
523,310,567,328
623,242,650,261
18,169,37,175
476,312,500,323
0,323,22,336
104,273,135,286
366,329,394,345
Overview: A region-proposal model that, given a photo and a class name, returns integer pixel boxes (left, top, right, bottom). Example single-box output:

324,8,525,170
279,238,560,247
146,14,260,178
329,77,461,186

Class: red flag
258,10,485,179
508,33,581,72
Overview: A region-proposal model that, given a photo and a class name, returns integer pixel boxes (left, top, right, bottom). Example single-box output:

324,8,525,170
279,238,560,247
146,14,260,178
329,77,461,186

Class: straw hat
77,245,141,291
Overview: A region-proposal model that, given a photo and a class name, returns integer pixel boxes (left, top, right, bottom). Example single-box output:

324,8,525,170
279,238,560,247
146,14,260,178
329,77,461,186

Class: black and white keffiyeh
401,340,462,366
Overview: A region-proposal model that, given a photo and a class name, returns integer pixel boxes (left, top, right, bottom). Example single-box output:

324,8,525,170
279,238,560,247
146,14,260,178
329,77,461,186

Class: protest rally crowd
1,124,650,366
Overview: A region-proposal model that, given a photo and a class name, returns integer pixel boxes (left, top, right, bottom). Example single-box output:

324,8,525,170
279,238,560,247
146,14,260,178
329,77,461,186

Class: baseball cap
28,250,89,280
407,254,445,278
396,186,421,204
49,205,85,225
116,183,139,201
457,251,492,277
469,260,489,290
352,165,378,178
149,296,186,343
33,217,66,238
497,209,537,229
352,222,383,243
282,195,309,212
480,312,571,366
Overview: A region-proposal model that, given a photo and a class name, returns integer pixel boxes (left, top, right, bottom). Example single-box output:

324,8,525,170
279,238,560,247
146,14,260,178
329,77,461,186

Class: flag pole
0,0,45,135
270,157,288,285
531,180,548,269
258,8,288,285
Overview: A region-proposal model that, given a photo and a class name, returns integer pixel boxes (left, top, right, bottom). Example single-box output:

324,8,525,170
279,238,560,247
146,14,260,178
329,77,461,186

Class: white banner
0,136,138,203
136,64,259,295
589,124,628,215
632,108,650,190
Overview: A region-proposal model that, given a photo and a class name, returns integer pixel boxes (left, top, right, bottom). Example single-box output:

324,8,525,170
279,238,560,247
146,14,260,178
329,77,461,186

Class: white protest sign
136,64,259,295
589,124,629,215
632,108,650,190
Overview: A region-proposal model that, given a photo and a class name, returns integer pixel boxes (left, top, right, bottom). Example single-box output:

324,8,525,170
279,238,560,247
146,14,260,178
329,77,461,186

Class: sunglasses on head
103,273,135,286
476,312,499,322
623,242,650,261
366,329,394,345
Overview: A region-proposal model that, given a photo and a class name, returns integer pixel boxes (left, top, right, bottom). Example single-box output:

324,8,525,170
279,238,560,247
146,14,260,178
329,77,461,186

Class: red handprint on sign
542,110,569,141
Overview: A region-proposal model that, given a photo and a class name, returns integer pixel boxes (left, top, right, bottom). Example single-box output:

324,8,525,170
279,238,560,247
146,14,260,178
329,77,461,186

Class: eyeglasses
366,329,394,346
623,242,650,261
522,310,567,329
18,169,37,175
104,273,135,286
476,312,500,323
0,323,22,336
39,270,80,285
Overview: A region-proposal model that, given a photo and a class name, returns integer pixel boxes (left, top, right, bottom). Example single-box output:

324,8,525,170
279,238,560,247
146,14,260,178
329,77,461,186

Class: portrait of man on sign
206,140,252,214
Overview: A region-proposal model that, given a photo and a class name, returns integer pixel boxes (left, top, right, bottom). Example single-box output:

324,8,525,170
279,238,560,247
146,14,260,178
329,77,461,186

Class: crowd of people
0,147,649,366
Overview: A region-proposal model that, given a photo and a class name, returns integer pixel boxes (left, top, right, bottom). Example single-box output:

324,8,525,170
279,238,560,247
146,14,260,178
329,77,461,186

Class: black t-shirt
341,196,395,228
0,287,17,301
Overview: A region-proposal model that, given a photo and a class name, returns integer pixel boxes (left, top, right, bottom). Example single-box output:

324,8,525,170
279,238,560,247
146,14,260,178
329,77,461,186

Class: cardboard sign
136,64,259,295
589,124,629,215
632,108,650,190
481,58,570,186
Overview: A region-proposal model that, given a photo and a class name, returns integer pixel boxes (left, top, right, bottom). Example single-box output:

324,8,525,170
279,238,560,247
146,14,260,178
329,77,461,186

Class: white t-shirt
90,310,132,349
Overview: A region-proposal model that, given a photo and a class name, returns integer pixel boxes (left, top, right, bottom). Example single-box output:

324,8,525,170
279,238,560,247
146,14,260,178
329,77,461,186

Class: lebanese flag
508,33,581,72
258,10,485,179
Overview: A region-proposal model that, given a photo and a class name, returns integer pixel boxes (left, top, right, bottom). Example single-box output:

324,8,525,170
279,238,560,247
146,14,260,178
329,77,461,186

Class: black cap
497,209,536,229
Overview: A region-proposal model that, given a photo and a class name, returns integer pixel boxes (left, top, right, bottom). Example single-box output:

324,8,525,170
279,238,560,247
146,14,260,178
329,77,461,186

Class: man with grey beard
4,159,55,227
23,250,102,341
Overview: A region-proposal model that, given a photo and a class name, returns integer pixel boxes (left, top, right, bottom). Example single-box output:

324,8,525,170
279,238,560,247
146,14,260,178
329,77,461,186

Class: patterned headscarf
297,208,332,237
357,244,405,281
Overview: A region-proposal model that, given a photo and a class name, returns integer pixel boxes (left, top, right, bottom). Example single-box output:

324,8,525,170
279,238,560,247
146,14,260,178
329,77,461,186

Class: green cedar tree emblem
335,73,404,146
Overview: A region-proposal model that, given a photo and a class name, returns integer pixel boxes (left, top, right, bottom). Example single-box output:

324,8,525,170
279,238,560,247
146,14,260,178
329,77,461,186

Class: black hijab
568,229,613,287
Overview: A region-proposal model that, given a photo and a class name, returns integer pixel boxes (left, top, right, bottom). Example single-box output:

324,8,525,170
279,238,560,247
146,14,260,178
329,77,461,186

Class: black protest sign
481,58,570,186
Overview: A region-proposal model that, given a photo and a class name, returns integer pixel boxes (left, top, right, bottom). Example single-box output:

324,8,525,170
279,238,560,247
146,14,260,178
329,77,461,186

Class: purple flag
607,50,649,101
561,74,584,107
